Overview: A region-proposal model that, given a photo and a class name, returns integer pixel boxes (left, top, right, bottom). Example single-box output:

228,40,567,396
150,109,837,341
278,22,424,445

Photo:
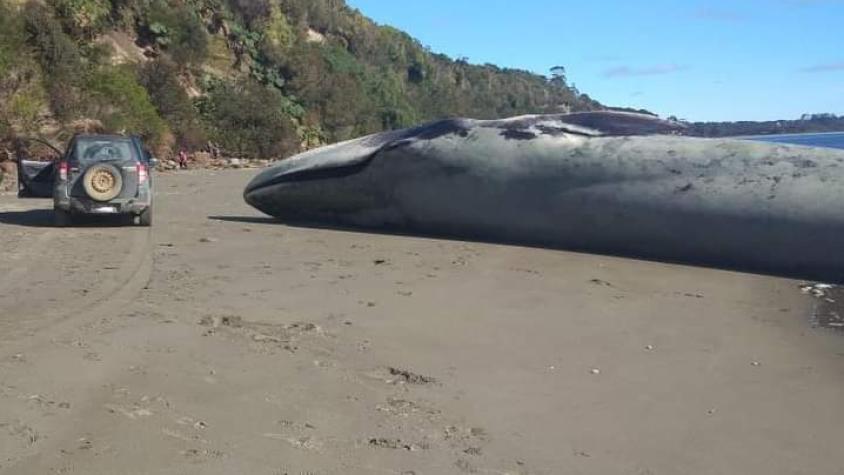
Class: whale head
243,118,476,222
243,139,377,222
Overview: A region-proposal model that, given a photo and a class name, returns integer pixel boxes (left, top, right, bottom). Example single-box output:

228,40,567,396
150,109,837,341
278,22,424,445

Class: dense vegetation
683,114,844,137
0,0,601,159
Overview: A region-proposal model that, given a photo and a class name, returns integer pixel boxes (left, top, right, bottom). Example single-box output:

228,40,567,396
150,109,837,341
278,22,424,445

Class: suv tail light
137,162,148,184
58,161,68,181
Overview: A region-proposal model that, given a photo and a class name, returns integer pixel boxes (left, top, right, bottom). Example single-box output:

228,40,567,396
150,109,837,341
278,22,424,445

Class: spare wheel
83,163,123,201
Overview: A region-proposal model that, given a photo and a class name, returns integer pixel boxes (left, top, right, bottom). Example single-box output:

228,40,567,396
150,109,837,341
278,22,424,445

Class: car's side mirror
150,158,159,167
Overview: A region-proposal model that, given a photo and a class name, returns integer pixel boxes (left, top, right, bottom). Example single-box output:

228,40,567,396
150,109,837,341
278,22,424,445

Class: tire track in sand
0,231,53,292
0,226,153,359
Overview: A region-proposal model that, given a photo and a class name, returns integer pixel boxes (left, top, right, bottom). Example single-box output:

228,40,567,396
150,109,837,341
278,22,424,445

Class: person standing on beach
178,149,188,169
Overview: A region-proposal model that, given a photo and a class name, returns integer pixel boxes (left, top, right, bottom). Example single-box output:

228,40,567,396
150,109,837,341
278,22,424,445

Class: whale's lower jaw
244,156,375,197
243,186,276,218
244,182,399,227
244,185,329,222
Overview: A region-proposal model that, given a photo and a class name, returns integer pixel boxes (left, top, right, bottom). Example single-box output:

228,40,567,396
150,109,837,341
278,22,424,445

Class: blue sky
346,0,844,122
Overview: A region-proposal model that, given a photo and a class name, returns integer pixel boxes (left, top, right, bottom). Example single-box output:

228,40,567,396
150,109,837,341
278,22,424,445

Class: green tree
86,64,167,144
284,43,377,140
137,58,206,148
197,79,298,158
49,0,112,39
226,0,271,26
0,2,48,137
22,2,85,121
549,66,567,86
144,0,209,66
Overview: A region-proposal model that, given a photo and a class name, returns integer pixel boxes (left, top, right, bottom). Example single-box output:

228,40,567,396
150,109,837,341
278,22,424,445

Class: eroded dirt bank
1,169,843,475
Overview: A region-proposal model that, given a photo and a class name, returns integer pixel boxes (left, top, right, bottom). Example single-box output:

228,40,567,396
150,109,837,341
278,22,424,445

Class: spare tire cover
83,163,123,202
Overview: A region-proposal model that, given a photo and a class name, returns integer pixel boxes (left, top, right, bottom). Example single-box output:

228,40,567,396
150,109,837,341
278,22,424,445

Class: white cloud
800,62,844,72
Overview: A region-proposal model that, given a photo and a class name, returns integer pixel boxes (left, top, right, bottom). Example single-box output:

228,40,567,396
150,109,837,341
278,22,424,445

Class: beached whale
244,112,844,282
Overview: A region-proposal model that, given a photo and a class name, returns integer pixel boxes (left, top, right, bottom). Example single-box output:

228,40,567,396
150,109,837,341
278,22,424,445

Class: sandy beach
1,169,842,474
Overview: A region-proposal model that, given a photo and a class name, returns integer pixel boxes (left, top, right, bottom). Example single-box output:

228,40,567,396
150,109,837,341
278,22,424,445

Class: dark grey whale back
359,111,685,150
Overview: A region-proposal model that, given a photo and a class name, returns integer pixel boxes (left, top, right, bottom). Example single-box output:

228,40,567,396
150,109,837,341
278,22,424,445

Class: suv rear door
16,138,64,198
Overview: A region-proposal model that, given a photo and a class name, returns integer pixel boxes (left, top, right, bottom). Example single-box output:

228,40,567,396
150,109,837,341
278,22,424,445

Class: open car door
16,137,64,198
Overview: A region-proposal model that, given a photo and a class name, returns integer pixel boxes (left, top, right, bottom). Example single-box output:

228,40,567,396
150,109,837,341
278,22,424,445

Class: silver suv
53,135,156,226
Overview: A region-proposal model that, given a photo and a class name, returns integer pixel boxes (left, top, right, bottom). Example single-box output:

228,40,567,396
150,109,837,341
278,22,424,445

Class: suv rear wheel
138,206,152,227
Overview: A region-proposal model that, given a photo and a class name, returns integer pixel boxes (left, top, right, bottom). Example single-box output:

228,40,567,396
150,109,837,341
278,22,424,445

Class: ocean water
748,132,844,150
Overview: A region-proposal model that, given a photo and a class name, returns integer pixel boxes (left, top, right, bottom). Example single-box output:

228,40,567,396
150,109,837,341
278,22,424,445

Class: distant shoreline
684,116,844,138
735,131,844,139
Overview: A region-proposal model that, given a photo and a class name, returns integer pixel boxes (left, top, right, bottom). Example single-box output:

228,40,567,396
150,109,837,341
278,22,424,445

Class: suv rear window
71,138,138,165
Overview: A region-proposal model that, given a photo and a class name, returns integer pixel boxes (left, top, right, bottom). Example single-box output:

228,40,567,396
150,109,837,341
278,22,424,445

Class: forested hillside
0,0,601,159
684,115,844,137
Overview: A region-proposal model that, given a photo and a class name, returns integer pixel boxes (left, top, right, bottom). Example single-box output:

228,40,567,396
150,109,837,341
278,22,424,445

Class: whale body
244,112,844,282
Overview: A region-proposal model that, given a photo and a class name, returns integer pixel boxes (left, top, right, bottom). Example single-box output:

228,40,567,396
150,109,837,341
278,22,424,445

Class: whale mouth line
245,155,375,195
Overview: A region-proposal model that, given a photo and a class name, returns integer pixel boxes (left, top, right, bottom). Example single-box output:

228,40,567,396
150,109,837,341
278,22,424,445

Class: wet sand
808,284,844,330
